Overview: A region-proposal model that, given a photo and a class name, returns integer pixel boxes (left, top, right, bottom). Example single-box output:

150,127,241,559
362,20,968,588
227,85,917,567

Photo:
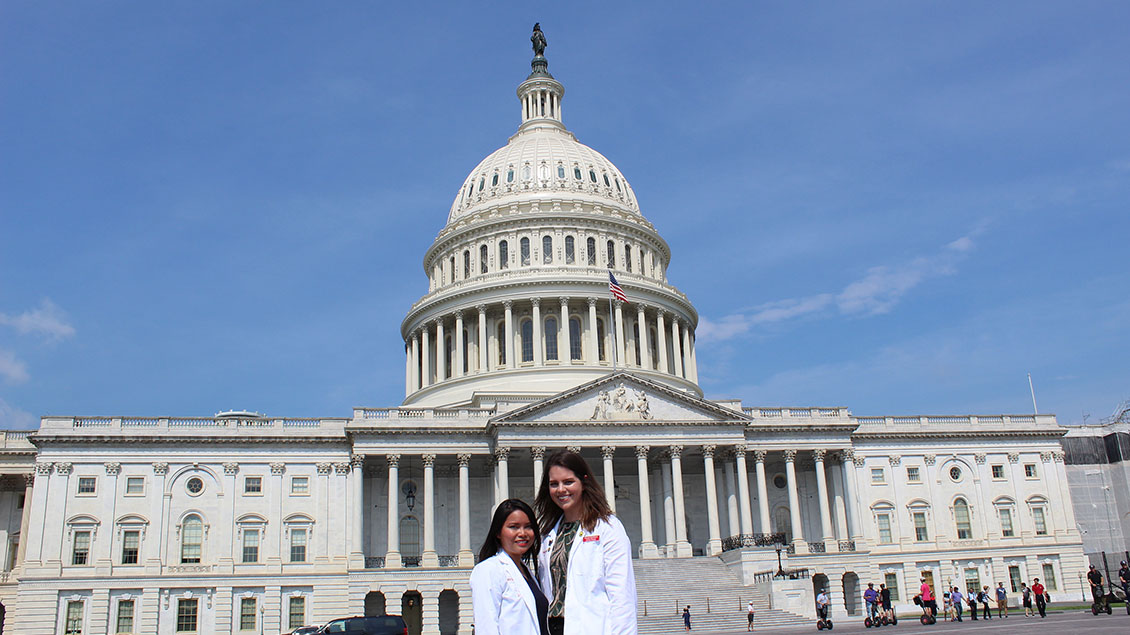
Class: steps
634,557,809,634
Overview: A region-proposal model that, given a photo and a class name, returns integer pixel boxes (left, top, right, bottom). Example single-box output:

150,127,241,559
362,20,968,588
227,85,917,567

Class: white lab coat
537,515,638,635
469,550,544,635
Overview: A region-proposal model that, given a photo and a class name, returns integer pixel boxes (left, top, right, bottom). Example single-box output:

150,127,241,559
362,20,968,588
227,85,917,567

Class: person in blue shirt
949,587,963,622
863,583,880,620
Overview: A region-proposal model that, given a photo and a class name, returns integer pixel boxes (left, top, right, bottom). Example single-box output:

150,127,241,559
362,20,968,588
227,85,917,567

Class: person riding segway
863,583,881,627
1088,564,1111,615
816,588,834,630
1119,561,1130,616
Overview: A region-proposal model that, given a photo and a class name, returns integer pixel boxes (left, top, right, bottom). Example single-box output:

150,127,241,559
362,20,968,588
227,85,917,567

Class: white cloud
0,349,29,383
0,397,36,429
0,298,76,341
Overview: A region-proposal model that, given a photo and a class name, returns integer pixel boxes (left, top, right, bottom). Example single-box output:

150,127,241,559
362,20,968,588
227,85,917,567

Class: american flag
608,271,628,302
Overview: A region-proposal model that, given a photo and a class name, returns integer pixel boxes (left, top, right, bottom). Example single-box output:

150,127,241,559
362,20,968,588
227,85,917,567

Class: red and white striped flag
608,271,628,302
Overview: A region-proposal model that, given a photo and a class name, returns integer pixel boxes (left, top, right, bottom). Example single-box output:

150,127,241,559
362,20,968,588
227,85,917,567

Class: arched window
520,237,530,266
589,169,597,183
399,516,420,560
462,250,470,278
557,164,565,179
603,173,610,187
596,318,607,361
606,240,615,268
633,322,641,366
542,236,553,264
480,245,488,274
565,236,575,264
506,169,514,183
586,237,596,265
491,173,499,186
574,166,582,180
498,240,508,269
444,336,453,378
624,243,632,272
449,256,455,282
520,319,533,362
181,514,203,564
496,322,506,365
545,316,558,361
570,317,583,360
954,498,972,539
649,328,658,369
462,328,469,374
774,507,792,542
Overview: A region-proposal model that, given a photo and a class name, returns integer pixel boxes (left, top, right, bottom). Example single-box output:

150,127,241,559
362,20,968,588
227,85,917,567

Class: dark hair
535,450,612,533
477,498,540,576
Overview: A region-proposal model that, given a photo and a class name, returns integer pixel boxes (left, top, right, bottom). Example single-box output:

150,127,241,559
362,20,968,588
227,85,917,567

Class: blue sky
2,2,1128,428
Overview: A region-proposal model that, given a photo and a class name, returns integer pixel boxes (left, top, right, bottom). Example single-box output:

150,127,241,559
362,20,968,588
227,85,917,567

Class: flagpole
609,292,617,372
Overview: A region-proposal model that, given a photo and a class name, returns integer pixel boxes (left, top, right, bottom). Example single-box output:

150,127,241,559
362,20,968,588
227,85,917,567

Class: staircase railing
720,532,787,552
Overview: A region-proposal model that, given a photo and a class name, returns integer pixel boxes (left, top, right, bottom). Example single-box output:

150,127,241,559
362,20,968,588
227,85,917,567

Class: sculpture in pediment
591,383,652,421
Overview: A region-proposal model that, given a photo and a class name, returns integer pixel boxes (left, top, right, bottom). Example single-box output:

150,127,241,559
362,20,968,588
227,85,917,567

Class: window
999,508,1014,537
498,240,508,269
244,477,262,494
448,256,455,283
606,240,615,268
176,598,198,632
289,597,306,630
65,600,84,635
586,237,596,265
954,498,972,539
884,573,900,600
633,322,641,366
181,515,203,563
491,172,499,186
242,528,259,563
603,173,611,187
478,177,484,191
1008,565,1022,592
462,250,470,278
565,236,575,264
291,476,309,496
290,528,308,562
186,477,204,495
557,165,565,179
596,318,606,361
520,320,533,362
542,236,552,264
574,166,582,180
479,245,488,274
1041,563,1057,590
77,477,97,494
496,322,506,365
116,599,135,633
506,169,514,183
624,243,632,272
949,466,962,481
992,465,1005,479
522,165,531,181
122,530,140,564
964,567,981,593
871,468,885,484
125,477,145,495
8,535,18,570
906,466,920,482
240,597,257,631
1024,464,1037,478
569,317,582,360
73,530,91,565
877,513,893,544
1033,507,1048,535
520,237,530,266
913,512,928,541
589,169,597,183
545,316,558,361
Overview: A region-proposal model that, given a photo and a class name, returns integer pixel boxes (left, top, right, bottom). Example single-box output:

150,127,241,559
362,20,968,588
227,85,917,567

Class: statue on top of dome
531,23,547,57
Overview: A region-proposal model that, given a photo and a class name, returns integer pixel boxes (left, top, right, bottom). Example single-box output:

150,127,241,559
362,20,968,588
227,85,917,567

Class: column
655,310,669,374
784,450,805,549
754,450,771,534
601,446,616,513
661,456,676,557
702,445,722,555
670,319,684,377
687,331,699,383
813,450,834,548
504,301,515,369
435,318,446,382
669,446,692,557
830,457,849,542
15,474,33,569
723,454,740,538
457,454,473,566
421,325,432,387
559,297,570,362
404,342,412,398
410,334,419,393
635,446,658,558
350,455,364,566
682,326,693,381
1052,452,1078,531
454,311,464,378
637,304,651,369
587,298,599,364
735,448,754,537
532,447,546,491
614,300,626,365
495,447,510,502
477,305,488,374
385,454,402,568
421,454,438,566
532,298,543,365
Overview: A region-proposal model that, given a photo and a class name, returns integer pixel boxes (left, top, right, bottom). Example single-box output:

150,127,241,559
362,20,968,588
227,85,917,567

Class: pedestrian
1119,561,1130,616
979,586,992,619
995,582,1008,618
879,583,892,621
949,587,963,622
682,605,691,631
746,600,755,631
967,588,978,620
919,578,937,618
1020,582,1032,617
1031,578,1047,618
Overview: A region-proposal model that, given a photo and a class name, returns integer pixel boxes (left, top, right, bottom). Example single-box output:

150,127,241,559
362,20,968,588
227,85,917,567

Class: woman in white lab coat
536,450,637,635
470,498,550,635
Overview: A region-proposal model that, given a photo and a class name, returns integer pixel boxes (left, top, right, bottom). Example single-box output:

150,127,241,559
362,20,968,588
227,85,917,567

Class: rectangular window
77,477,97,494
991,465,1005,479
999,508,1014,537
242,529,259,563
1024,464,1037,478
964,567,981,593
125,477,145,495
290,528,307,563
73,530,91,565
121,530,140,564
65,600,84,635
290,476,309,495
176,599,198,632
884,573,900,600
1042,563,1057,590
1008,565,1022,592
1033,507,1048,535
906,466,920,482
913,512,928,541
289,597,306,630
244,476,262,494
877,513,893,544
116,599,135,633
871,468,885,484
240,598,256,631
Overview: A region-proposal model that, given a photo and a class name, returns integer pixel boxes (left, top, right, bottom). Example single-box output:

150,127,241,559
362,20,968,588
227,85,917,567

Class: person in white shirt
470,498,549,635
746,600,755,630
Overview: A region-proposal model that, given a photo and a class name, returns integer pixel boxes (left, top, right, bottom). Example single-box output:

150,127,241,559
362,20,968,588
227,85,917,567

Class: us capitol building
0,29,1088,635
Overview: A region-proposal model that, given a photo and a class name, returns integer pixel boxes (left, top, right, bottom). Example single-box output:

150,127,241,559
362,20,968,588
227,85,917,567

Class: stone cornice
851,429,1066,440
29,434,349,446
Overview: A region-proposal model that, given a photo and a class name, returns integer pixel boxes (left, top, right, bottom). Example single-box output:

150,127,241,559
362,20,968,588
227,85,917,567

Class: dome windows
565,236,575,264
498,240,509,269
614,177,622,192
574,166,582,180
557,164,566,179
480,245,488,274
545,316,558,361
478,177,485,191
491,173,499,187
569,317,583,360
462,250,470,279
589,169,597,183
542,236,553,264
496,322,507,365
603,173,610,187
520,319,534,362
507,169,514,183
522,165,531,181
624,243,632,273
520,237,530,266
538,163,549,181
586,238,596,265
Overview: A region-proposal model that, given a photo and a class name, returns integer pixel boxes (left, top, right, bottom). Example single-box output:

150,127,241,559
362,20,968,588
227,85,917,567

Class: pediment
492,372,749,425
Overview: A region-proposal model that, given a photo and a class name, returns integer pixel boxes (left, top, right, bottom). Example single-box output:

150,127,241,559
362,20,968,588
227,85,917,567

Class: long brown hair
535,450,612,533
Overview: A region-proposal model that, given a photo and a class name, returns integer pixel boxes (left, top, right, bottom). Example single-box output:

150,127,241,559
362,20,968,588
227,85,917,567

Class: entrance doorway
364,591,386,616
438,590,459,635
842,572,860,616
402,591,423,635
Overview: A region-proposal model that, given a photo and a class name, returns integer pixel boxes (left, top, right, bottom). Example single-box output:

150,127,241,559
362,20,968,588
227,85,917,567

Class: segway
912,596,936,625
1091,593,1112,615
881,611,898,626
815,607,833,630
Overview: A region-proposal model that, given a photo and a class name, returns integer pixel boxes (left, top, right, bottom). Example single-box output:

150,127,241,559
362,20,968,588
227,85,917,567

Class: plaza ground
685,609,1128,634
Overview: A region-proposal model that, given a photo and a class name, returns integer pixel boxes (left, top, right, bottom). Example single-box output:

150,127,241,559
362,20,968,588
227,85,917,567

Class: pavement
678,609,1130,634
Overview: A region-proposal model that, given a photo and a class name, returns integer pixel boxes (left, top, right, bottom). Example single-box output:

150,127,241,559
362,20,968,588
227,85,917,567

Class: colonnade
404,298,698,396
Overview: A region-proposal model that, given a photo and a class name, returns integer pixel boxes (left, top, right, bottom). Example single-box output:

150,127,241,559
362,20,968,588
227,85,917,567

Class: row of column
522,87,560,122
404,298,699,395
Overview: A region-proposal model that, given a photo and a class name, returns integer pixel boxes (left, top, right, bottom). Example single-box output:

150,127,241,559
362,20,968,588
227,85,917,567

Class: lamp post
775,538,786,577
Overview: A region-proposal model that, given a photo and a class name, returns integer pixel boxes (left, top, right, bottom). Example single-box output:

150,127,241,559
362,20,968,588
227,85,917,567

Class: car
316,615,408,635
287,627,321,635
